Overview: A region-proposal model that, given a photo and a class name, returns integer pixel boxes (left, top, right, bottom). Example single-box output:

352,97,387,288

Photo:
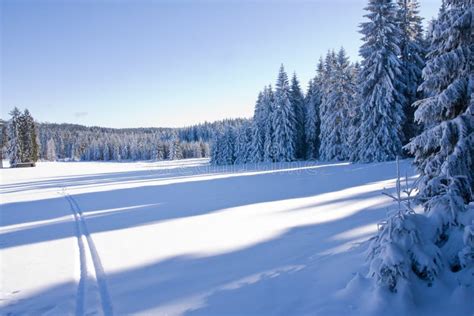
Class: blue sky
1,0,441,128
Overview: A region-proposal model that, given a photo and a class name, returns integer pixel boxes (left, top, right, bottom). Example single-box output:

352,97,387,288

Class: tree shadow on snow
0,211,380,316
0,160,414,249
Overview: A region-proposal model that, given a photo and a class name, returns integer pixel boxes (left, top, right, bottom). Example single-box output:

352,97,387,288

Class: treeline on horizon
0,116,247,163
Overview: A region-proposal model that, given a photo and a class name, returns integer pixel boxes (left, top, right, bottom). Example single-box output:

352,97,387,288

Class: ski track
61,187,114,316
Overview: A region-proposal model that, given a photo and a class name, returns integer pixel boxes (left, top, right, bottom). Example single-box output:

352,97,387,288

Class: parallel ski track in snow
61,187,114,316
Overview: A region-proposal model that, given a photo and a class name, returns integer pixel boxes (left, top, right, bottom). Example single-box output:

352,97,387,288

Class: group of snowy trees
6,107,39,167
209,0,474,296
2,119,244,162
36,123,217,162
1,110,248,163
211,0,428,165
368,0,473,294
211,66,311,165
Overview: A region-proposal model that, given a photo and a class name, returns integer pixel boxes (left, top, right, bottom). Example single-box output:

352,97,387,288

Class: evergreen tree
46,138,57,161
272,65,296,162
0,120,7,168
222,126,236,165
304,77,321,160
156,142,165,161
355,0,405,162
234,121,252,164
7,107,22,167
250,91,266,162
168,134,183,160
17,111,31,163
319,51,348,161
23,109,39,163
405,0,474,268
263,86,276,162
348,61,363,158
210,129,223,165
319,48,355,161
397,0,426,143
290,73,306,159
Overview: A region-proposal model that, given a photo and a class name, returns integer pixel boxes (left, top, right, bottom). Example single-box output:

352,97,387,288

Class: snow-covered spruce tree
23,109,39,163
263,85,276,162
396,0,426,143
46,138,57,161
368,159,443,292
210,129,223,165
272,65,296,162
305,77,321,160
211,125,237,166
339,49,359,159
348,62,363,157
354,0,405,162
405,0,474,271
290,73,306,159
234,121,252,165
17,111,31,163
250,91,266,162
221,126,237,165
7,107,22,167
319,48,355,161
0,121,7,168
167,132,183,160
156,142,165,161
318,51,336,160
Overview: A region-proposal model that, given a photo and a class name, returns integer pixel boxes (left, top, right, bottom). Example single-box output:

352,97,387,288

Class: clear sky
1,0,441,128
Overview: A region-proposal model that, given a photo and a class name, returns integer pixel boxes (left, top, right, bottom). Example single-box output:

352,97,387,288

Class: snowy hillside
1,159,471,315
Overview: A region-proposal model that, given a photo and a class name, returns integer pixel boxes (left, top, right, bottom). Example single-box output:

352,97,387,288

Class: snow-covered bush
369,211,443,291
368,159,443,292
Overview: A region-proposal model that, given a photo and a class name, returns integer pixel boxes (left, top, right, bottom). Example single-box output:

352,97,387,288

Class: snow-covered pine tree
250,91,266,162
348,61,362,158
337,48,359,159
355,0,405,162
304,77,321,160
23,109,39,163
222,126,236,165
210,125,238,166
405,0,474,271
272,64,296,162
46,138,57,161
396,0,425,143
17,110,31,163
210,129,222,165
368,158,443,292
156,142,165,161
0,120,7,168
234,121,252,165
263,86,276,162
168,135,183,160
7,107,22,167
319,48,354,161
290,73,306,159
318,51,335,160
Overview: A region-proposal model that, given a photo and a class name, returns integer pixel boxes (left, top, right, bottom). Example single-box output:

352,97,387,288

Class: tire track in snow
61,188,114,316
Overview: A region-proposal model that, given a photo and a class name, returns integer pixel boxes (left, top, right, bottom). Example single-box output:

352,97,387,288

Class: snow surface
1,159,472,315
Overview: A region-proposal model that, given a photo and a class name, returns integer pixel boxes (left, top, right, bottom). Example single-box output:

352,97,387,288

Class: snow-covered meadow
1,159,472,315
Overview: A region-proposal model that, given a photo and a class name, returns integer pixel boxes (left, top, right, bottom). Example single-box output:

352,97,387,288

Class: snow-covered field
1,159,472,315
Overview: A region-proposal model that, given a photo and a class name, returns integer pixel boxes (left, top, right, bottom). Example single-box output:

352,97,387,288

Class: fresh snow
1,159,472,315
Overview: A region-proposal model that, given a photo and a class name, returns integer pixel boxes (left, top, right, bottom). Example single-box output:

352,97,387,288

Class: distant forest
0,116,247,162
